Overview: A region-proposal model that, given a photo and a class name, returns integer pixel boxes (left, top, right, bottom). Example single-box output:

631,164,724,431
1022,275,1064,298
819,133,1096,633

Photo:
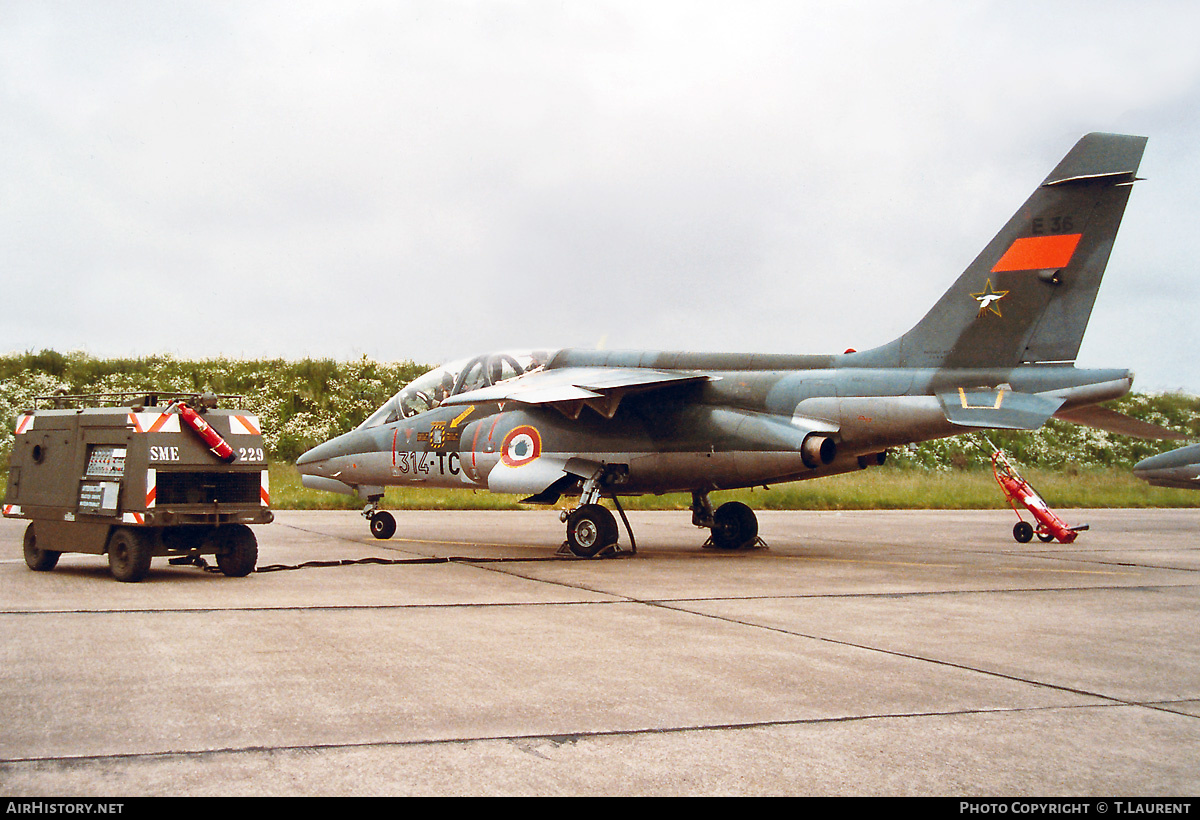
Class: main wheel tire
565,504,618,558
23,523,60,572
1013,521,1034,543
213,525,259,577
108,528,152,582
710,501,759,550
370,511,397,540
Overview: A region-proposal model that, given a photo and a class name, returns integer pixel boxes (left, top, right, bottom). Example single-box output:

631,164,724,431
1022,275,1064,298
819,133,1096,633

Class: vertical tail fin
856,133,1147,368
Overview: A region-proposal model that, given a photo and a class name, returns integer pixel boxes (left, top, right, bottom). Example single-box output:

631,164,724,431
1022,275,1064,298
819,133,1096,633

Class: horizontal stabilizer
1054,405,1188,440
1043,133,1146,186
938,389,1065,431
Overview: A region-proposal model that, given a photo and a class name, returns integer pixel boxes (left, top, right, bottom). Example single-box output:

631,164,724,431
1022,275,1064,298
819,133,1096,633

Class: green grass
267,462,1200,511
4,461,1194,513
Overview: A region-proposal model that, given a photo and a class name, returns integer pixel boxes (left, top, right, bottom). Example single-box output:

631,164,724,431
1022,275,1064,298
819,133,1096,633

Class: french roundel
500,425,542,468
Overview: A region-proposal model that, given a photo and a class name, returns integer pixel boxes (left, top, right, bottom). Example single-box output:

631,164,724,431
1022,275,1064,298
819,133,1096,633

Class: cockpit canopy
360,349,557,428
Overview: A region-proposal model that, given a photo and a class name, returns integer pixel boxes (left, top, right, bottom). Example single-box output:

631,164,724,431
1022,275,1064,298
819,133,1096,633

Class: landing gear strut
692,491,765,550
362,496,396,540
558,467,635,558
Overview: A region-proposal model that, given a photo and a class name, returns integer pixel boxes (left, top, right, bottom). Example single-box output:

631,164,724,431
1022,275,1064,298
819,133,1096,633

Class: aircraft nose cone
294,429,382,497
296,439,336,472
295,427,378,474
295,446,318,470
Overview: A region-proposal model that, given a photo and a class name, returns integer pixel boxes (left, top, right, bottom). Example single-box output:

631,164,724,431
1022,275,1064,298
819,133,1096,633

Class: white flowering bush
0,369,70,459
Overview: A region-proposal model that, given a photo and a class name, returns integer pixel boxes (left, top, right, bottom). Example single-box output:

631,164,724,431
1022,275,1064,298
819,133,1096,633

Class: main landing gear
557,468,635,558
558,486,767,559
561,503,621,558
691,491,766,551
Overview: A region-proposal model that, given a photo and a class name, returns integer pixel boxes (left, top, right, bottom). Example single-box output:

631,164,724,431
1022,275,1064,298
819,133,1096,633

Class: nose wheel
362,497,396,540
370,511,397,540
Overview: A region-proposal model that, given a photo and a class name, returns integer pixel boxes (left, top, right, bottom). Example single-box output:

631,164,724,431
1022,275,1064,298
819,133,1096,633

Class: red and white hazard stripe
128,411,181,434
229,415,261,436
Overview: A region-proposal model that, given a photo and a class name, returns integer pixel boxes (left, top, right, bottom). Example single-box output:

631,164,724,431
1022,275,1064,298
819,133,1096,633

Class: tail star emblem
972,278,1009,317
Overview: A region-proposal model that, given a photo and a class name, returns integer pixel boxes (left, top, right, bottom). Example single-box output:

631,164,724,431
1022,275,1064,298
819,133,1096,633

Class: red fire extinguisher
991,447,1086,544
176,402,237,463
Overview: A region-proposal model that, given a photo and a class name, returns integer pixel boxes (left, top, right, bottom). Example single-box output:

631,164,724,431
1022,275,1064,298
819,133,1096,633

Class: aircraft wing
1053,405,1188,440
439,367,711,419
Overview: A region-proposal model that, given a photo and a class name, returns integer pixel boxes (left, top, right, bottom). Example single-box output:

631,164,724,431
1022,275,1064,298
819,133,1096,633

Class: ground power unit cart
3,391,273,581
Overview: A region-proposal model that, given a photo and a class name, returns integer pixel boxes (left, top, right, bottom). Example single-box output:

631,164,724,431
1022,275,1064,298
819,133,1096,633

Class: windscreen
359,349,555,428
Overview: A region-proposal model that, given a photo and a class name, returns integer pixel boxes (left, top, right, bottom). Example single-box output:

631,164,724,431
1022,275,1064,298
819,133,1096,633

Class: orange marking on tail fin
992,233,1082,272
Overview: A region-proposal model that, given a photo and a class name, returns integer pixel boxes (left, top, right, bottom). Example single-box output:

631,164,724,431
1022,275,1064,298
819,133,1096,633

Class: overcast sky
3,0,1198,393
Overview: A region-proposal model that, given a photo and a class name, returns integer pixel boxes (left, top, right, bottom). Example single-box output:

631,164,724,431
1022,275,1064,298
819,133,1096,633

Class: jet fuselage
296,354,1134,499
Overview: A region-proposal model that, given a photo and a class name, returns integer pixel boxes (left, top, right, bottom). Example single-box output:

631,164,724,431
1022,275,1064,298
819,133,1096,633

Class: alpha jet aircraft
298,132,1184,555
1134,444,1200,489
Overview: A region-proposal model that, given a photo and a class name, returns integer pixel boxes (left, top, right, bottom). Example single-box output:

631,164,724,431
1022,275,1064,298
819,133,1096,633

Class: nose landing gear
362,496,396,540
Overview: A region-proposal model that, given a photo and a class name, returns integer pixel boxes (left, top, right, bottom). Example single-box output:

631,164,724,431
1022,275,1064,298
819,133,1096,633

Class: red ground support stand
991,449,1089,544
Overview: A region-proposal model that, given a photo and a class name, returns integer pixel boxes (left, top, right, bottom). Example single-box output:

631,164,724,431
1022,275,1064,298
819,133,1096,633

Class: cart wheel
23,523,60,572
1013,522,1034,543
108,528,152,582
213,525,258,577
1036,531,1055,543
